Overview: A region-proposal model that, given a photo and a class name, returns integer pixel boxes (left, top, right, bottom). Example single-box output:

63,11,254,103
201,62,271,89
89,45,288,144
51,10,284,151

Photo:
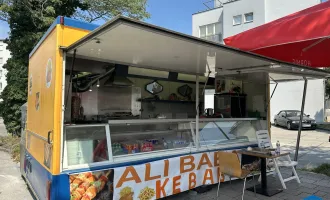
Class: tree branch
40,0,49,18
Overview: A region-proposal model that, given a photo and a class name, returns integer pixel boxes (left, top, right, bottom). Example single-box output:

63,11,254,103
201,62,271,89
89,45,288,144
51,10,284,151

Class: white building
0,40,10,98
192,0,326,122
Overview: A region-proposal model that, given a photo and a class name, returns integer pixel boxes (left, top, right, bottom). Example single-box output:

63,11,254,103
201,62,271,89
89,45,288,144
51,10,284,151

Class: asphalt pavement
0,118,34,200
271,126,330,169
0,150,34,200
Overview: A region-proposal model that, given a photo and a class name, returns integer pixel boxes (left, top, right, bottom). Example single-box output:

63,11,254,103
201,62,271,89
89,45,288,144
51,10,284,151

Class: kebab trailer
22,16,329,200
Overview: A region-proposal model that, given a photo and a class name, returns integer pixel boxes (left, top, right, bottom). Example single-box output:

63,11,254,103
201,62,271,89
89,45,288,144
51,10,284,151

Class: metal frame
294,77,308,162
60,51,66,172
105,124,113,162
265,76,278,114
196,75,200,150
62,124,111,170
26,130,48,142
107,118,259,125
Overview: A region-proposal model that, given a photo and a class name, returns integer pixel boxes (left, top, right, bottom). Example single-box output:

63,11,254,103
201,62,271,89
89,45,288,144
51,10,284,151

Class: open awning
63,16,330,81
224,1,330,68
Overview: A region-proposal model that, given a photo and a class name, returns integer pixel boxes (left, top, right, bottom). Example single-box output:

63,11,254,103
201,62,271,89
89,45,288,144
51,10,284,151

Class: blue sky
0,0,206,39
146,0,206,34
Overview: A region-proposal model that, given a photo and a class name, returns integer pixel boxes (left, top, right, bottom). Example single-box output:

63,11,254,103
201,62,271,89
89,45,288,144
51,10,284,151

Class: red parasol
224,1,330,68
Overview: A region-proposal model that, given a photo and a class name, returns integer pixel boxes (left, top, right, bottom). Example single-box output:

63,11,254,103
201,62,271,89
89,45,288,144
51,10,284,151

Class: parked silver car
274,110,316,130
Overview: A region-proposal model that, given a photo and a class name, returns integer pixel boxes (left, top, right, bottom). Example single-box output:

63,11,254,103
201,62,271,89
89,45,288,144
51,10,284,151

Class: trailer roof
63,16,330,81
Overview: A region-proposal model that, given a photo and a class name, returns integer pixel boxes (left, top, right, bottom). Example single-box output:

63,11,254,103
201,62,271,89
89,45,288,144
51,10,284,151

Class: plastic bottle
276,141,281,155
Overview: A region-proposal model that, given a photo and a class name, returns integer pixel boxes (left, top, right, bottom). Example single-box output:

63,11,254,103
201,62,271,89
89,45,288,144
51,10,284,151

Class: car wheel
274,120,278,126
287,122,291,130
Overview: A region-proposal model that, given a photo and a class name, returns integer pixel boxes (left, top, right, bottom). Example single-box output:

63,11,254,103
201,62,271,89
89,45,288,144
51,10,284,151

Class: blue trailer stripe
63,17,99,31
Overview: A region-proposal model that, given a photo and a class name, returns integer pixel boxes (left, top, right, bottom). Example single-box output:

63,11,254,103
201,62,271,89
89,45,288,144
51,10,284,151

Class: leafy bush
311,164,330,177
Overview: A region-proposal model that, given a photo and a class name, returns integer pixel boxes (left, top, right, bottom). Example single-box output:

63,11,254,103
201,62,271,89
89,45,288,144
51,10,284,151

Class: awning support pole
265,76,278,113
294,77,308,162
196,75,200,150
65,49,77,108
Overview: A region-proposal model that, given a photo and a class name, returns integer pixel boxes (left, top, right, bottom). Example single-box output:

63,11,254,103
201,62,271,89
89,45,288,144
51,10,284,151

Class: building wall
222,0,266,38
0,40,10,97
270,79,324,122
265,0,321,22
192,7,223,40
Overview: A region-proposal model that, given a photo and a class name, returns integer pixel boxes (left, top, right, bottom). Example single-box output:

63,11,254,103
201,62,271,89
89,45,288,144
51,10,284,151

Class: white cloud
0,21,10,39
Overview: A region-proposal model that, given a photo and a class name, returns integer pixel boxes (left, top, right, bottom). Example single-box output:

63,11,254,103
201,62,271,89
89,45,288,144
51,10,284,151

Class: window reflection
66,126,109,166
199,121,257,146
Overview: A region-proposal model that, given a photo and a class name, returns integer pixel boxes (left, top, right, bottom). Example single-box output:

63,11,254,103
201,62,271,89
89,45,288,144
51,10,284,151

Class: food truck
21,16,329,200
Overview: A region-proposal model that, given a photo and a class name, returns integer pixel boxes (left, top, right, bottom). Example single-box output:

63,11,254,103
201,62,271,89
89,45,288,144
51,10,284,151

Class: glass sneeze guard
63,118,260,169
63,124,112,169
109,121,195,158
196,120,258,148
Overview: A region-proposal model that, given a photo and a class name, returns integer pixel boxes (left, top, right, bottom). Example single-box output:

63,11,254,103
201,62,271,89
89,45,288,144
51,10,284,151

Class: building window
244,12,254,23
233,15,242,25
0,70,2,77
0,58,3,64
0,45,3,51
0,83,2,90
199,23,222,42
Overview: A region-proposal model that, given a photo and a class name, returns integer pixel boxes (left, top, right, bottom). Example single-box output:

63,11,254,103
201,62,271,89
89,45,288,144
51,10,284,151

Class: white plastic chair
255,130,300,189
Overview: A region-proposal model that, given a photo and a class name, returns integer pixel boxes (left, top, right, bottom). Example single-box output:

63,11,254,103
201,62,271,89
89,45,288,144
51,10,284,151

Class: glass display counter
197,120,258,147
64,125,110,169
63,118,260,170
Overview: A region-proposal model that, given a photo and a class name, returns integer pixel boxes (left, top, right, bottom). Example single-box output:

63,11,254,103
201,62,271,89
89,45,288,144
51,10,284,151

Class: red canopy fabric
224,1,330,68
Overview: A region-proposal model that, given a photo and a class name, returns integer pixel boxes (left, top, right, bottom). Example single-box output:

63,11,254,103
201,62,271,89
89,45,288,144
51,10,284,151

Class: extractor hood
104,72,133,87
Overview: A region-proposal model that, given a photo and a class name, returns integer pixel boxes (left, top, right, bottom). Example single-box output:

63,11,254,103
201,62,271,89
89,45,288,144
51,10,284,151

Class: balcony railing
201,34,223,43
203,0,223,10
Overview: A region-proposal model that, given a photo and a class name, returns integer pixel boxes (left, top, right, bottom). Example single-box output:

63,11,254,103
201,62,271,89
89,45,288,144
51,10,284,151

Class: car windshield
286,111,306,117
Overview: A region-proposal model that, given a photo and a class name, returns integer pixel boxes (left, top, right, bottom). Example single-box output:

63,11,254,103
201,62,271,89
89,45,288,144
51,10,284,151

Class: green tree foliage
325,79,330,99
324,68,330,99
75,0,150,22
0,0,149,135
